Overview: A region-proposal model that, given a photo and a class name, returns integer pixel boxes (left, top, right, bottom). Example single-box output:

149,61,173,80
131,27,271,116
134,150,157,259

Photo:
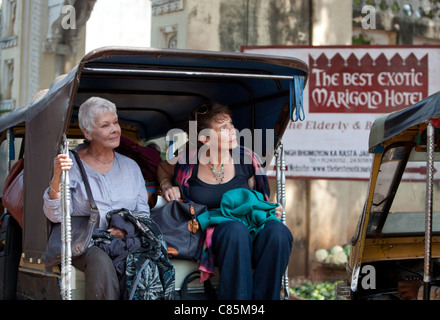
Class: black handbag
150,200,207,260
178,270,216,300
43,151,100,269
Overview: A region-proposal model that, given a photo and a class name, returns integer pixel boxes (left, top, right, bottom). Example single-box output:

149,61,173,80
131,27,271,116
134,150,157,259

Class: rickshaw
337,91,440,300
0,47,308,300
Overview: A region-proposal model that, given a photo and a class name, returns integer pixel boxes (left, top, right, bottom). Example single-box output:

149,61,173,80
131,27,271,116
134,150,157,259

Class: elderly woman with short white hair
43,96,150,299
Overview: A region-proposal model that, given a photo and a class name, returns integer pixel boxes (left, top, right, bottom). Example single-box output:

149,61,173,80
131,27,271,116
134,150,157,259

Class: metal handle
424,122,435,300
276,143,289,300
60,135,72,300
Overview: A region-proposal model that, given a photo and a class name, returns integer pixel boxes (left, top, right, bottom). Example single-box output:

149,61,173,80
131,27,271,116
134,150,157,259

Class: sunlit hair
186,101,232,150
78,97,117,134
192,101,232,133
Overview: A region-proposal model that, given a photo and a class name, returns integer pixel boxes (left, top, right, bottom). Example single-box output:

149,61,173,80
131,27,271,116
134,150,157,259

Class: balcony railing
0,35,18,49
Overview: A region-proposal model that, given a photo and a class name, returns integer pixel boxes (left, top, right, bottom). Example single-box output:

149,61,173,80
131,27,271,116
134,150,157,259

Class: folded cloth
102,215,141,272
197,188,280,241
93,213,142,297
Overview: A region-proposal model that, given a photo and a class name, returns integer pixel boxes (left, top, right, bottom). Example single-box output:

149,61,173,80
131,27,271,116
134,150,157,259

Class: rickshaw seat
70,259,218,299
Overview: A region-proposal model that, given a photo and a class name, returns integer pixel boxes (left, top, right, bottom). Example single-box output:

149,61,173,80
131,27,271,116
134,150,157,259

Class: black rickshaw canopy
369,91,440,152
0,47,308,264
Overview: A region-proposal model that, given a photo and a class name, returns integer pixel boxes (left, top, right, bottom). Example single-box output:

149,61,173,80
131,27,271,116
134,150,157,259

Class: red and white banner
244,46,440,180
309,52,428,113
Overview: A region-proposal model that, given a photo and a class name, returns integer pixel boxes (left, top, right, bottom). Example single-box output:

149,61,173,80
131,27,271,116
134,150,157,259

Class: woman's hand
49,153,73,199
53,153,73,176
157,161,181,202
161,183,182,202
108,227,127,239
274,203,283,219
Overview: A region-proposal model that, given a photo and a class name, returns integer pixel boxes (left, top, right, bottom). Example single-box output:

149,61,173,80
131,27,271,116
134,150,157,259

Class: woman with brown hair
158,101,293,300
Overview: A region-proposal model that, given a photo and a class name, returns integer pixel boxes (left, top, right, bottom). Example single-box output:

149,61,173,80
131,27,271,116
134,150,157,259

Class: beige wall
150,2,187,49
150,0,311,51
185,0,220,50
312,0,352,45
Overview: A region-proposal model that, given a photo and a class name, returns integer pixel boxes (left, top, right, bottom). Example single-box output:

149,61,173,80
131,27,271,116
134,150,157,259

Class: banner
243,46,440,180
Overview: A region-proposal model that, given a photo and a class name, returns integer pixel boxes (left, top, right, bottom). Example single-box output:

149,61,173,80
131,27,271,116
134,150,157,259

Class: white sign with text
244,46,440,180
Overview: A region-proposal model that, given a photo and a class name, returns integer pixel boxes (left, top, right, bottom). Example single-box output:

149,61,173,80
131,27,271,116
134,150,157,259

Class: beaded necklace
209,163,224,183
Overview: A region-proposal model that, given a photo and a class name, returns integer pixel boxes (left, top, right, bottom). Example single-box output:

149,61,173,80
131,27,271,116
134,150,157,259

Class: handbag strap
71,150,99,215
180,270,216,300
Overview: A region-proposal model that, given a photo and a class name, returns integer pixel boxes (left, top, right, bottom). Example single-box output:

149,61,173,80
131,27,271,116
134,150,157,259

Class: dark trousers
212,220,293,300
72,245,120,300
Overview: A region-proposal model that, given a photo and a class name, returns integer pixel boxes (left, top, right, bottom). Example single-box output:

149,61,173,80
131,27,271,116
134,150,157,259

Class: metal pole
424,122,434,300
60,135,72,300
6,129,13,170
3,129,12,215
276,143,289,300
83,67,295,80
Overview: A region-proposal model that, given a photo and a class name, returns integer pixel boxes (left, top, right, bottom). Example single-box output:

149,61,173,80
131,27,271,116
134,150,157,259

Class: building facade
0,0,150,114
0,0,94,114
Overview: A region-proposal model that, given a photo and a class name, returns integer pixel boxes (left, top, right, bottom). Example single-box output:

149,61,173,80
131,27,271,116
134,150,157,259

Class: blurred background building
1,0,439,284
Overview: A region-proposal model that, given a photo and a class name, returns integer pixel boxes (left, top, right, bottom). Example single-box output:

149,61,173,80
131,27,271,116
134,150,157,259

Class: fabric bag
43,151,100,269
178,270,216,300
1,158,24,227
126,248,176,300
113,208,175,300
150,200,207,260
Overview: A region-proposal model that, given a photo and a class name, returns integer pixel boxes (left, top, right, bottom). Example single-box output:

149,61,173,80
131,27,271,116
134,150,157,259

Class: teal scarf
197,188,280,241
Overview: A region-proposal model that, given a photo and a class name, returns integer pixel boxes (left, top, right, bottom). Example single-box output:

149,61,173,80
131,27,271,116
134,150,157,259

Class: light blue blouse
43,148,150,229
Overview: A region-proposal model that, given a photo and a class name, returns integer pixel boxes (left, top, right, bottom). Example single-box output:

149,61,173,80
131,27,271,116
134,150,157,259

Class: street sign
244,46,440,180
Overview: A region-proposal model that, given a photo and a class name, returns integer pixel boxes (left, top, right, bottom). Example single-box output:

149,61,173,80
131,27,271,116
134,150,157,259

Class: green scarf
197,188,280,241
